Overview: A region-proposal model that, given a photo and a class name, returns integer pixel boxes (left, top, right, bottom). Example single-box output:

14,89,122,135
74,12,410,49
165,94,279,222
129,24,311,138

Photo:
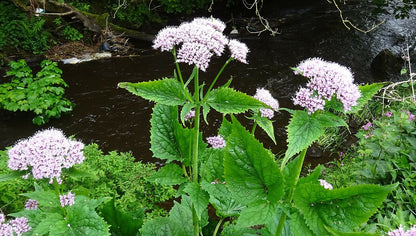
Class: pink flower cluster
253,88,279,119
60,191,75,207
184,109,195,121
318,179,333,190
24,199,39,210
0,214,31,236
388,225,416,236
293,58,361,114
206,135,226,149
153,17,249,71
8,128,85,184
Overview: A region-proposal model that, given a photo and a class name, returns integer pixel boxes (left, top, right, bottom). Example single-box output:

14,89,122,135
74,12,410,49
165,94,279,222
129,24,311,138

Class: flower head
60,191,75,207
0,214,5,224
152,17,249,71
388,225,416,236
206,135,226,149
293,58,361,113
8,128,85,184
253,88,279,119
152,26,180,52
9,217,31,236
318,179,333,190
25,199,39,210
385,111,393,117
228,39,249,64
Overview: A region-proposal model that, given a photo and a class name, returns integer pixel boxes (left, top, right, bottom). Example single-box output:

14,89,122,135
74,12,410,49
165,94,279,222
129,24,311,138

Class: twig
329,0,385,33
243,0,279,36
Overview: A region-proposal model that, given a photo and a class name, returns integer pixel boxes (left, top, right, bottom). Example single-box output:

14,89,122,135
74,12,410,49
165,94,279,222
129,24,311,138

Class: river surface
1,1,415,165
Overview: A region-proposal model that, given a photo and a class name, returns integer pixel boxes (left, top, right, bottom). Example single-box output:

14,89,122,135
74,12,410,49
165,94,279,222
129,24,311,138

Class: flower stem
172,48,193,102
203,58,232,101
192,68,201,236
213,218,225,236
251,122,257,134
275,148,307,236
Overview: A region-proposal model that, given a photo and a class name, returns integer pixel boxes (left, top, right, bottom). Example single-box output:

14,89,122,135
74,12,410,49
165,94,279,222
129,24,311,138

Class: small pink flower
25,199,39,210
362,122,372,131
184,109,195,121
340,163,344,167
206,135,226,149
385,111,393,117
406,111,415,121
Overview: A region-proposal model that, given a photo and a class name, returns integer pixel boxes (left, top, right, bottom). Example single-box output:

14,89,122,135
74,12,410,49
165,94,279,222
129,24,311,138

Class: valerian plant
0,128,110,235
119,17,394,235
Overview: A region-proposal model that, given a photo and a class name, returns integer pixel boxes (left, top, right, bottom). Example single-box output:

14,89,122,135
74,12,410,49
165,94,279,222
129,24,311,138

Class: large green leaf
147,163,187,185
349,83,385,114
206,87,265,114
283,110,326,167
290,210,315,236
61,197,110,236
118,78,187,106
184,182,210,220
100,198,144,236
236,201,278,228
293,169,395,235
201,180,244,218
224,117,283,205
140,217,177,236
150,104,182,162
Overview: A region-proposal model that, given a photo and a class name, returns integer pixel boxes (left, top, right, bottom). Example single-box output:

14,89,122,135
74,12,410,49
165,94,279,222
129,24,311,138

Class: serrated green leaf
148,163,187,185
202,102,211,124
118,78,187,106
206,87,265,114
220,224,259,236
349,83,385,114
150,104,182,162
293,172,395,235
140,217,177,236
21,190,60,208
169,195,197,235
33,212,64,236
290,210,315,236
316,112,348,128
184,182,209,220
180,103,194,125
283,110,325,167
224,117,283,205
64,195,110,235
201,180,244,218
236,201,278,228
252,111,276,144
324,225,378,236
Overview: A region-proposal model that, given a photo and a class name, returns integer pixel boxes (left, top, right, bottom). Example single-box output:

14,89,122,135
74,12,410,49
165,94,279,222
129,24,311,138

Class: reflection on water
3,2,413,165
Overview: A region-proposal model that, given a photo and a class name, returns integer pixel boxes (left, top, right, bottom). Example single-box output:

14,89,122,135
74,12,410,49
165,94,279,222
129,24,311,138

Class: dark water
1,2,415,165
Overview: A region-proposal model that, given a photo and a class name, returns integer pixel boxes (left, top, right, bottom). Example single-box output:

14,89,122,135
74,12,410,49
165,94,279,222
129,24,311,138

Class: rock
371,49,403,81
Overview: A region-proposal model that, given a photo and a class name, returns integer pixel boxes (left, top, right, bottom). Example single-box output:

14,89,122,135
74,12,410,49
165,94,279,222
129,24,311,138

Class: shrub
0,59,73,125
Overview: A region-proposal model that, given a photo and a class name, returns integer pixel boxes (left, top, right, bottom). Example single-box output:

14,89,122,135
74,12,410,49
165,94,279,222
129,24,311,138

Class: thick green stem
275,148,307,236
213,218,225,236
203,58,232,101
192,69,201,236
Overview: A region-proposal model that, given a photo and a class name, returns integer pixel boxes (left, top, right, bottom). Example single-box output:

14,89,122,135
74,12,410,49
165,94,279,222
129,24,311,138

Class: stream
1,1,415,166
